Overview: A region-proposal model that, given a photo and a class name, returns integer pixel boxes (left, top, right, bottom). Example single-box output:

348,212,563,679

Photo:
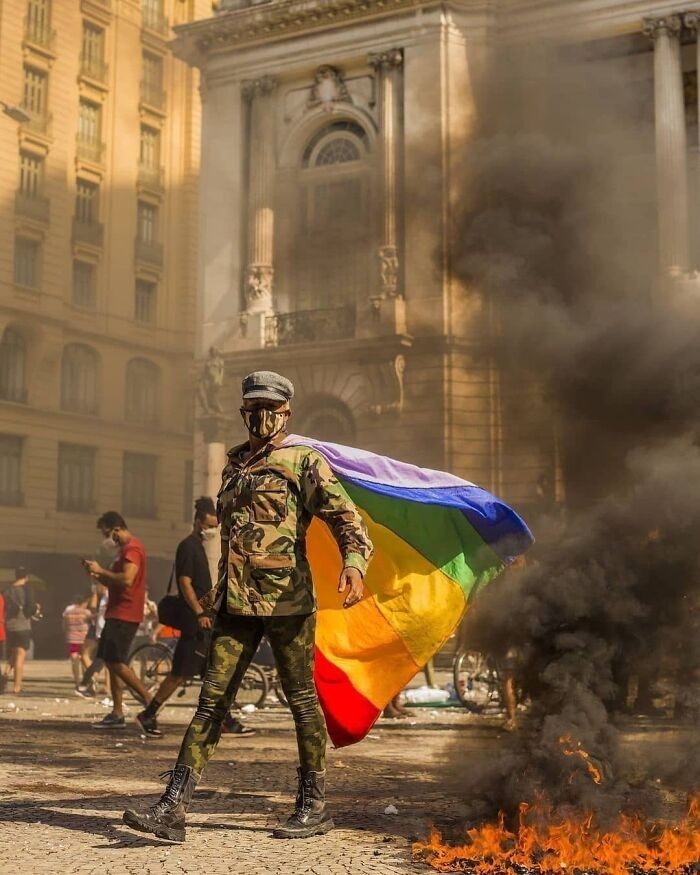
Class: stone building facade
0,0,209,653
173,0,700,525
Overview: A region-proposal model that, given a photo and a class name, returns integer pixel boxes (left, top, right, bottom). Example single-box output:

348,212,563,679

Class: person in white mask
135,496,254,739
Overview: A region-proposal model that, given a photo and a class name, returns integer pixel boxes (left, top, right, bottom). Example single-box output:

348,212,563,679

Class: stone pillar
368,48,403,299
198,413,233,581
242,75,277,316
643,14,689,275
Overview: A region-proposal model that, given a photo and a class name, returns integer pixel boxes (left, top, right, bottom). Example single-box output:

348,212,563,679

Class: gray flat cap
242,371,294,403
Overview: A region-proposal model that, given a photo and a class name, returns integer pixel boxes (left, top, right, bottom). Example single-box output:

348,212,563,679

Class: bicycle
127,638,288,709
452,648,504,713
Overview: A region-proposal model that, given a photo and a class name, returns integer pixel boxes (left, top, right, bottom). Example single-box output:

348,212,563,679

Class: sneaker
221,714,256,736
74,685,95,699
92,712,126,729
136,710,163,738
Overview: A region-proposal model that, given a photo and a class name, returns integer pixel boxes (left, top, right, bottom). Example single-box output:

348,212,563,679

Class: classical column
643,14,689,275
368,48,404,298
242,75,277,314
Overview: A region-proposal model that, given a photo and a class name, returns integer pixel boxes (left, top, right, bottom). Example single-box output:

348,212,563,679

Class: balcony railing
21,110,52,136
76,134,105,164
137,163,165,191
72,217,104,247
15,191,50,223
135,237,164,266
140,81,166,110
80,54,109,83
24,15,56,49
142,7,169,35
265,306,356,347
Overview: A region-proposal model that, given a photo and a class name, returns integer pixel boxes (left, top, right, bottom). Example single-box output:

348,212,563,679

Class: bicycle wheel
234,663,268,708
128,643,173,698
453,649,500,713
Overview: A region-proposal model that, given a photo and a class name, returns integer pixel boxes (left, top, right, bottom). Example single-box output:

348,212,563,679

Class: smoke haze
450,42,700,823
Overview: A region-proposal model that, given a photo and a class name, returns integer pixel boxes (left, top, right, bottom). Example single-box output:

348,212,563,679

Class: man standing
123,370,373,842
84,512,152,727
136,495,254,739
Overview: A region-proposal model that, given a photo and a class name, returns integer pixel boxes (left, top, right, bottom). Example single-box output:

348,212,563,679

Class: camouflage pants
176,612,326,777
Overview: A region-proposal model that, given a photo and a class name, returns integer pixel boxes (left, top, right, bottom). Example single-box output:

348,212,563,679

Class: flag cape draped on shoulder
282,434,534,747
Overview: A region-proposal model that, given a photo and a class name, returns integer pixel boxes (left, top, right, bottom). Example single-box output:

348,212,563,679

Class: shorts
0,641,5,661
97,619,139,664
7,630,32,651
67,643,83,656
172,631,209,678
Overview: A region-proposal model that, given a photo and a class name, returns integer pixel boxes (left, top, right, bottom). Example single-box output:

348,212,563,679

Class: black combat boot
122,764,199,842
273,768,334,839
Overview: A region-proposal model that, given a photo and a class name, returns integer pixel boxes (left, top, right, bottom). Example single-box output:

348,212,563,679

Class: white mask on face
101,537,119,557
201,526,219,542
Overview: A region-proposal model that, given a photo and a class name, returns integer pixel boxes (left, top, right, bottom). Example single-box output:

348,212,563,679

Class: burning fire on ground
413,796,699,875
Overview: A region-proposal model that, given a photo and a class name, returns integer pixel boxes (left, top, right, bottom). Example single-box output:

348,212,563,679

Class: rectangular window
75,179,99,223
78,99,101,143
81,21,105,78
14,238,40,288
183,460,193,522
26,0,50,40
123,452,157,518
19,152,43,197
0,435,23,506
135,279,156,324
22,66,48,117
139,125,160,168
57,443,95,512
73,260,96,309
141,52,163,105
137,201,157,243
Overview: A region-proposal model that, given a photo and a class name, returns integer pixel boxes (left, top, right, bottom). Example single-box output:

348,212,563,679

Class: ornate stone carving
642,14,682,40
245,264,274,311
197,346,225,414
369,355,406,416
378,245,399,297
307,65,351,111
685,11,700,31
367,48,403,71
241,75,277,100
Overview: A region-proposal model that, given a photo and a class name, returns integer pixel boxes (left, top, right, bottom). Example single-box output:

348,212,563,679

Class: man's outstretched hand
338,566,364,608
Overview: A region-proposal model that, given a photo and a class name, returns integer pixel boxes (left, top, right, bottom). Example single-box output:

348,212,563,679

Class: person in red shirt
84,511,153,728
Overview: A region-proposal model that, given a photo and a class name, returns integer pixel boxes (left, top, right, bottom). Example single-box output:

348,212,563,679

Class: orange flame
413,795,700,874
558,734,603,784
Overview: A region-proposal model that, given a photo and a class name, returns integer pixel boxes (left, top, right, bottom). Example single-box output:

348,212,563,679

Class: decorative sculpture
197,346,225,414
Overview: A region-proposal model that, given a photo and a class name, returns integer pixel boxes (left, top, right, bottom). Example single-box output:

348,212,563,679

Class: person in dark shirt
136,496,254,738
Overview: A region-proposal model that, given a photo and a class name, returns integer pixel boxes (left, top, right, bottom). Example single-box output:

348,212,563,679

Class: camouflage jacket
214,433,373,617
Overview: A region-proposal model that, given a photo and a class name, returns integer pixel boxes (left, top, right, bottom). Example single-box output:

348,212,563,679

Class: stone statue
197,346,225,414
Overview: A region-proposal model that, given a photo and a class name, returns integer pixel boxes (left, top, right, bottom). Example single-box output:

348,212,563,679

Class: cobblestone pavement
0,660,504,875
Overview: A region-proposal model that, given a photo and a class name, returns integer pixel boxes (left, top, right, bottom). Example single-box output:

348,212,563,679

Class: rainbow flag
282,434,534,748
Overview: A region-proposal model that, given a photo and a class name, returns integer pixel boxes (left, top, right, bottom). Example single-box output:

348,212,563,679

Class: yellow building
0,0,208,654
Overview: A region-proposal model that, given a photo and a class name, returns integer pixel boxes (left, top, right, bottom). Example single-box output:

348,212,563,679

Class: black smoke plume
450,42,700,823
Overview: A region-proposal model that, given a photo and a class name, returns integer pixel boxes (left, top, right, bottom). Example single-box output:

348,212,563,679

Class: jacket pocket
247,552,296,570
250,477,287,522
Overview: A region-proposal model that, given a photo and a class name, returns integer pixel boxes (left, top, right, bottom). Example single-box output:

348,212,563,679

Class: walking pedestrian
136,496,254,738
62,593,93,685
75,581,108,698
123,370,373,842
3,567,38,694
0,587,6,693
83,512,154,727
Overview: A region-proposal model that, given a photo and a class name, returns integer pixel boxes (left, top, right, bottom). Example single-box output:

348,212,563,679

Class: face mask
241,408,287,440
101,537,119,556
201,526,219,541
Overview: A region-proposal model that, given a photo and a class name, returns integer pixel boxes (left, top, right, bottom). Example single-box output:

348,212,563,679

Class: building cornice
172,0,471,65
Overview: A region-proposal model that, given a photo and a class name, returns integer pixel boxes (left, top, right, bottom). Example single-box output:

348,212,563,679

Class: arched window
126,358,159,424
295,397,356,445
0,328,27,403
291,120,372,313
61,344,98,414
